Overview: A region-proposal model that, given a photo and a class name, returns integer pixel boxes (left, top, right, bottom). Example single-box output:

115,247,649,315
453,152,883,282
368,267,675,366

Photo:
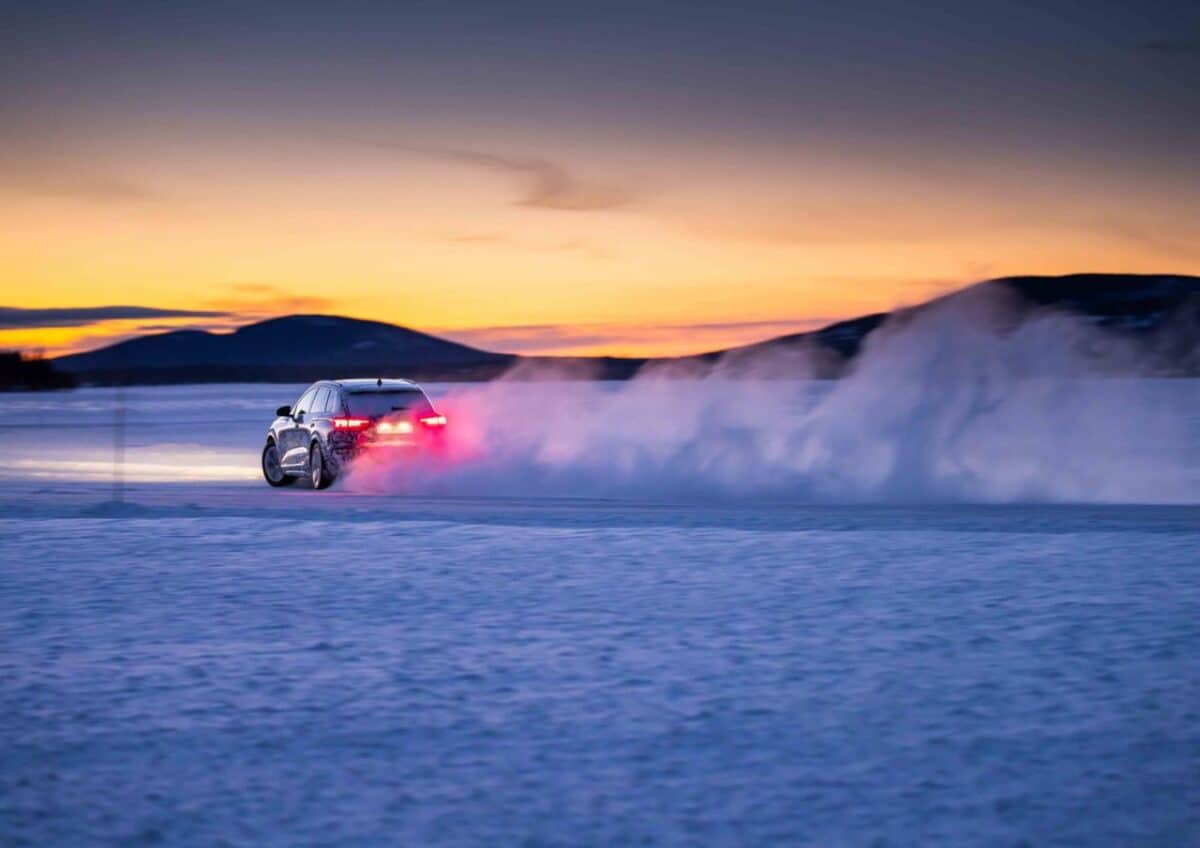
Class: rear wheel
262,441,294,487
310,442,335,490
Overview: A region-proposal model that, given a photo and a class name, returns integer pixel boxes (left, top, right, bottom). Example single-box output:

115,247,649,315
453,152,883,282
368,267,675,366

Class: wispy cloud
1141,39,1200,54
360,140,634,211
1,283,348,356
129,323,233,333
0,156,163,205
436,317,839,357
35,319,244,357
1095,221,1200,262
203,283,339,316
446,232,512,245
0,305,227,330
441,231,609,259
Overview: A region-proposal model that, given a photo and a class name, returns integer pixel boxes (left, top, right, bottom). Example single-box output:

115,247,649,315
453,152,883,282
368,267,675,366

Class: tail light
419,414,447,428
333,417,370,430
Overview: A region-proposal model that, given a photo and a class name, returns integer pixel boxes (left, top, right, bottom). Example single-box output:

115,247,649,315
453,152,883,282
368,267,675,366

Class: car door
280,386,318,469
306,387,334,457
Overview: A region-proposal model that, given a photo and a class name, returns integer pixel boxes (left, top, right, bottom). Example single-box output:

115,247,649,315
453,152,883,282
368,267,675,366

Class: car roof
330,378,421,391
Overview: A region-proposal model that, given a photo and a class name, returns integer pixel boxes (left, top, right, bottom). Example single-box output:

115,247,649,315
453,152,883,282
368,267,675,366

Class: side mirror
276,406,292,418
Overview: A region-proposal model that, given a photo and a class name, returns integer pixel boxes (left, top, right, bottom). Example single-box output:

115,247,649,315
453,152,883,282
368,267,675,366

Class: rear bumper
329,428,446,466
330,441,423,462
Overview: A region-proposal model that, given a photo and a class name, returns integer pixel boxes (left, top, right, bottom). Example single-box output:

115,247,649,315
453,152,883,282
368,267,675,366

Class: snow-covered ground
1,380,1198,845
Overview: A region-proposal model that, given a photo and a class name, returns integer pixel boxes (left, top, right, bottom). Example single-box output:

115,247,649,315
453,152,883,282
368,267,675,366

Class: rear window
345,389,433,418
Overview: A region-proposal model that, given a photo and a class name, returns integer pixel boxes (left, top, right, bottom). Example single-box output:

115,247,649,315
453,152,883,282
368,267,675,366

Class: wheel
309,442,335,490
262,441,295,487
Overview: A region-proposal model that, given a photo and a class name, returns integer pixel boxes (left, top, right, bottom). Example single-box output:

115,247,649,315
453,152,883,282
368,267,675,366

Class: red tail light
419,414,447,428
333,417,370,430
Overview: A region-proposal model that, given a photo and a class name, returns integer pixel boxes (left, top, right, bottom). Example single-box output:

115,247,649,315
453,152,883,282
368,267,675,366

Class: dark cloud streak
1141,39,1200,53
0,306,228,330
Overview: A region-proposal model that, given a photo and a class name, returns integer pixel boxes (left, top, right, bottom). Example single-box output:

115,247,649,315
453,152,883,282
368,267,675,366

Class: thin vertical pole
113,379,126,504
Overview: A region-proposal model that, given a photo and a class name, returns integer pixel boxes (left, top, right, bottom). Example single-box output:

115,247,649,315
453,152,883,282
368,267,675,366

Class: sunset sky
2,0,1198,357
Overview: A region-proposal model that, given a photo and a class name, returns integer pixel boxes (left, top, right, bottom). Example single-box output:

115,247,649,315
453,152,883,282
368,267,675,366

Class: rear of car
262,378,447,490
327,384,447,465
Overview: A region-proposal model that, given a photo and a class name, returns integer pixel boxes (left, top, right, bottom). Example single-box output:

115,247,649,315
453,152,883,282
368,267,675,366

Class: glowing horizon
0,307,850,360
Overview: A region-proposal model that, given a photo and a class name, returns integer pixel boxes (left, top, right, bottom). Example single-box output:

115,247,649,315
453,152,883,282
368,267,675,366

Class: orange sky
3,131,1195,358
2,3,1197,357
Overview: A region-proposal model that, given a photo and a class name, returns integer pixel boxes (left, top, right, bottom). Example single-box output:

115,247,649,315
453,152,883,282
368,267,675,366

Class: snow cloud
346,286,1199,504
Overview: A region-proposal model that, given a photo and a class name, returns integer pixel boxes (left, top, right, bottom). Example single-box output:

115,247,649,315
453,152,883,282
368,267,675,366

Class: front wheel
310,442,335,490
262,441,295,487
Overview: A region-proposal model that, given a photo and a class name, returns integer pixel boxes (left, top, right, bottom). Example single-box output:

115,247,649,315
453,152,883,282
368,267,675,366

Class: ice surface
0,377,1197,844
3,376,1198,502
1,496,1197,845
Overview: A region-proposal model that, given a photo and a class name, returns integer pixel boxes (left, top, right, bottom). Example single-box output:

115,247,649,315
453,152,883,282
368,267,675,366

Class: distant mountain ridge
52,273,1200,384
702,273,1200,373
55,315,519,384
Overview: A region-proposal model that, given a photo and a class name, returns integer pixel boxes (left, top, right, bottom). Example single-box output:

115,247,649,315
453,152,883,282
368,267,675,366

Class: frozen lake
1,381,1198,845
2,378,1198,501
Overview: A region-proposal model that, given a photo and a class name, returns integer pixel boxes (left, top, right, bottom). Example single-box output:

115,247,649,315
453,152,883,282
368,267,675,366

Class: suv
261,378,446,489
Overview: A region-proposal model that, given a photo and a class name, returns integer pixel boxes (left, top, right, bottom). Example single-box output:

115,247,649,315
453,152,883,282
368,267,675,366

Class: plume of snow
346,286,1198,503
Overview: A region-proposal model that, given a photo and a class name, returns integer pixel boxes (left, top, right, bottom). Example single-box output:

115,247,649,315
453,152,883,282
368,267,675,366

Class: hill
55,315,519,384
52,274,1200,383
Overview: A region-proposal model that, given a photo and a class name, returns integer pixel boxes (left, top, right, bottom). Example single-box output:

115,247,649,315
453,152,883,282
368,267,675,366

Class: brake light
419,414,447,427
333,417,370,430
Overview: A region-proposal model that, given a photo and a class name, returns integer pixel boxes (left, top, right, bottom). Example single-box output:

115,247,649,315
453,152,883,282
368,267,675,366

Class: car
261,378,447,489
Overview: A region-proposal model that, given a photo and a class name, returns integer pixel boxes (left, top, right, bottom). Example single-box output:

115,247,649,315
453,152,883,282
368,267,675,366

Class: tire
262,441,295,487
310,442,335,490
